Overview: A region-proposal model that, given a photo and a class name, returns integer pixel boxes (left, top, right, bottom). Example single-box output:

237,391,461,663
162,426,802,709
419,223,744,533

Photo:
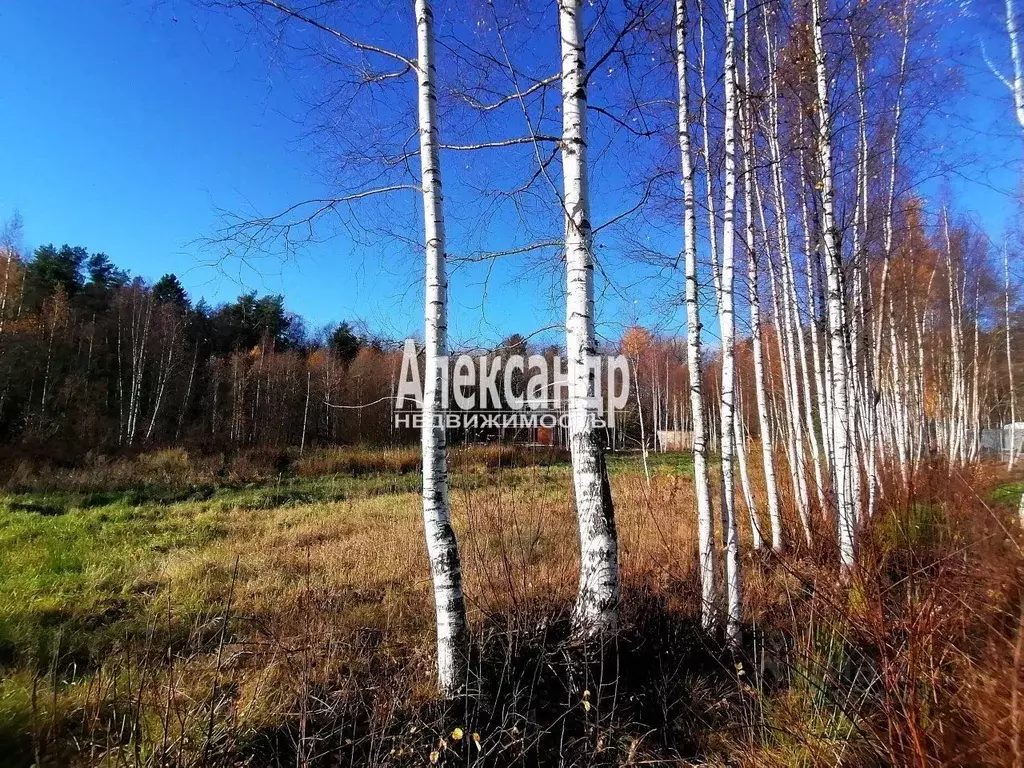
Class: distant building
656,430,693,452
536,424,556,446
981,423,1024,454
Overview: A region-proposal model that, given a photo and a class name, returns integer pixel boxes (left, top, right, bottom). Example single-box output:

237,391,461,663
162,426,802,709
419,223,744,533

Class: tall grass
0,450,1022,765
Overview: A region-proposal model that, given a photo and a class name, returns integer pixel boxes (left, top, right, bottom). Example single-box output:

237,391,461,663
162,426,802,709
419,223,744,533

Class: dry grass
1,444,570,493
1,451,1023,766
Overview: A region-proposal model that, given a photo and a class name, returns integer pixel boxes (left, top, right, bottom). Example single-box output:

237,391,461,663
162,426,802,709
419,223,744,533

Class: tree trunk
416,0,468,694
676,0,716,630
745,124,783,552
719,0,742,646
559,0,620,635
1007,0,1024,130
812,0,856,569
1008,245,1018,470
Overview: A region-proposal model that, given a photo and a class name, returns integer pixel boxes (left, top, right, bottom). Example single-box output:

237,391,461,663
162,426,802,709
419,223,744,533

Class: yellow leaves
582,688,592,712
308,348,328,369
620,325,654,358
430,728,474,764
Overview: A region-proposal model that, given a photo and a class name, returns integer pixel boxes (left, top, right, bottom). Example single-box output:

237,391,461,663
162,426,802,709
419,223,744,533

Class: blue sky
1,0,1020,348
0,0,433,338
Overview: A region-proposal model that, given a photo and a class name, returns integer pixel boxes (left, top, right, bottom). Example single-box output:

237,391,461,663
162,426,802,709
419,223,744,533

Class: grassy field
0,447,1022,766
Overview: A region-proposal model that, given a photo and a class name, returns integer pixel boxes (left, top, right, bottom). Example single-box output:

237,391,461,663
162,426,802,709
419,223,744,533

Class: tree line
0,224,398,455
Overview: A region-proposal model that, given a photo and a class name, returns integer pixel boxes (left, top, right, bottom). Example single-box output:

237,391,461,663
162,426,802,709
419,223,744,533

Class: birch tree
1007,244,1017,469
206,0,469,693
558,0,620,634
992,0,1024,131
676,0,717,631
811,0,856,569
761,12,813,543
415,0,468,689
741,6,783,552
718,0,742,644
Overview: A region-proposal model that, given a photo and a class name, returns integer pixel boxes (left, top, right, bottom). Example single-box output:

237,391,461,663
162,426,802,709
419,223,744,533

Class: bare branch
454,74,561,112
452,240,561,264
981,37,1014,92
440,136,560,151
215,0,417,69
587,104,656,137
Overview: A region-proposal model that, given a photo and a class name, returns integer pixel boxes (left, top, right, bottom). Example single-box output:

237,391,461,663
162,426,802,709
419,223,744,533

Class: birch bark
811,0,856,568
719,0,742,645
1006,0,1024,131
675,0,716,630
762,16,812,540
416,0,468,693
559,0,620,634
1008,245,1017,469
745,122,784,552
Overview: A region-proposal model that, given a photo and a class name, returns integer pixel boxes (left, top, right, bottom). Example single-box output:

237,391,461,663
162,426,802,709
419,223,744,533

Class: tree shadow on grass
238,589,738,767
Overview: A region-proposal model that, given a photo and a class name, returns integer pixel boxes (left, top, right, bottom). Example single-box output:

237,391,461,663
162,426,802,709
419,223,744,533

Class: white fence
980,424,1024,454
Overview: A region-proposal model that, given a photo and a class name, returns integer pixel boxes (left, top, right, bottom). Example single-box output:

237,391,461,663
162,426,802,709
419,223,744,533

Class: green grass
0,449,694,668
992,481,1024,507
0,449,697,764
607,450,695,476
0,470,444,667
0,456,599,664
876,503,947,553
0,493,216,667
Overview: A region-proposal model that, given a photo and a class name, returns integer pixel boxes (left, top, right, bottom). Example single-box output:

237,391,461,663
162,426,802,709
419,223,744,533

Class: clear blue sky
0,0,443,339
0,0,1020,347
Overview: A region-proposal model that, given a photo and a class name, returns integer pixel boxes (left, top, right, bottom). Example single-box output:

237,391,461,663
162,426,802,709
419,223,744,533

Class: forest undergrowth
0,447,1022,767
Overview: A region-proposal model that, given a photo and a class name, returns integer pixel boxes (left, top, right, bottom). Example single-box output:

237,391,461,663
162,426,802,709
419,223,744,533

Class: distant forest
0,236,409,459
0,217,1019,464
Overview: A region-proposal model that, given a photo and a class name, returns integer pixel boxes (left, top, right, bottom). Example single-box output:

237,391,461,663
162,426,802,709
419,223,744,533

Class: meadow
0,446,1022,766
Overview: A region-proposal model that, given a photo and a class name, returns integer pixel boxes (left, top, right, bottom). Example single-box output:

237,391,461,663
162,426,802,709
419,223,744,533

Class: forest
2,0,1024,765
0,215,1018,464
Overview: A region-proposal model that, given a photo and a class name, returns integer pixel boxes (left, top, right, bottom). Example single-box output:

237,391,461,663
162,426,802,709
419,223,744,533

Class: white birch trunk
792,166,829,509
762,18,812,541
746,124,784,552
884,2,911,480
812,0,856,569
697,0,722,303
734,391,762,550
416,0,468,694
0,248,12,338
632,356,652,485
1006,0,1024,131
176,341,198,442
676,0,716,630
559,0,620,634
970,283,982,462
719,0,742,646
300,369,311,456
851,34,879,518
1008,245,1017,469
943,212,966,464
739,24,779,550
144,318,179,443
